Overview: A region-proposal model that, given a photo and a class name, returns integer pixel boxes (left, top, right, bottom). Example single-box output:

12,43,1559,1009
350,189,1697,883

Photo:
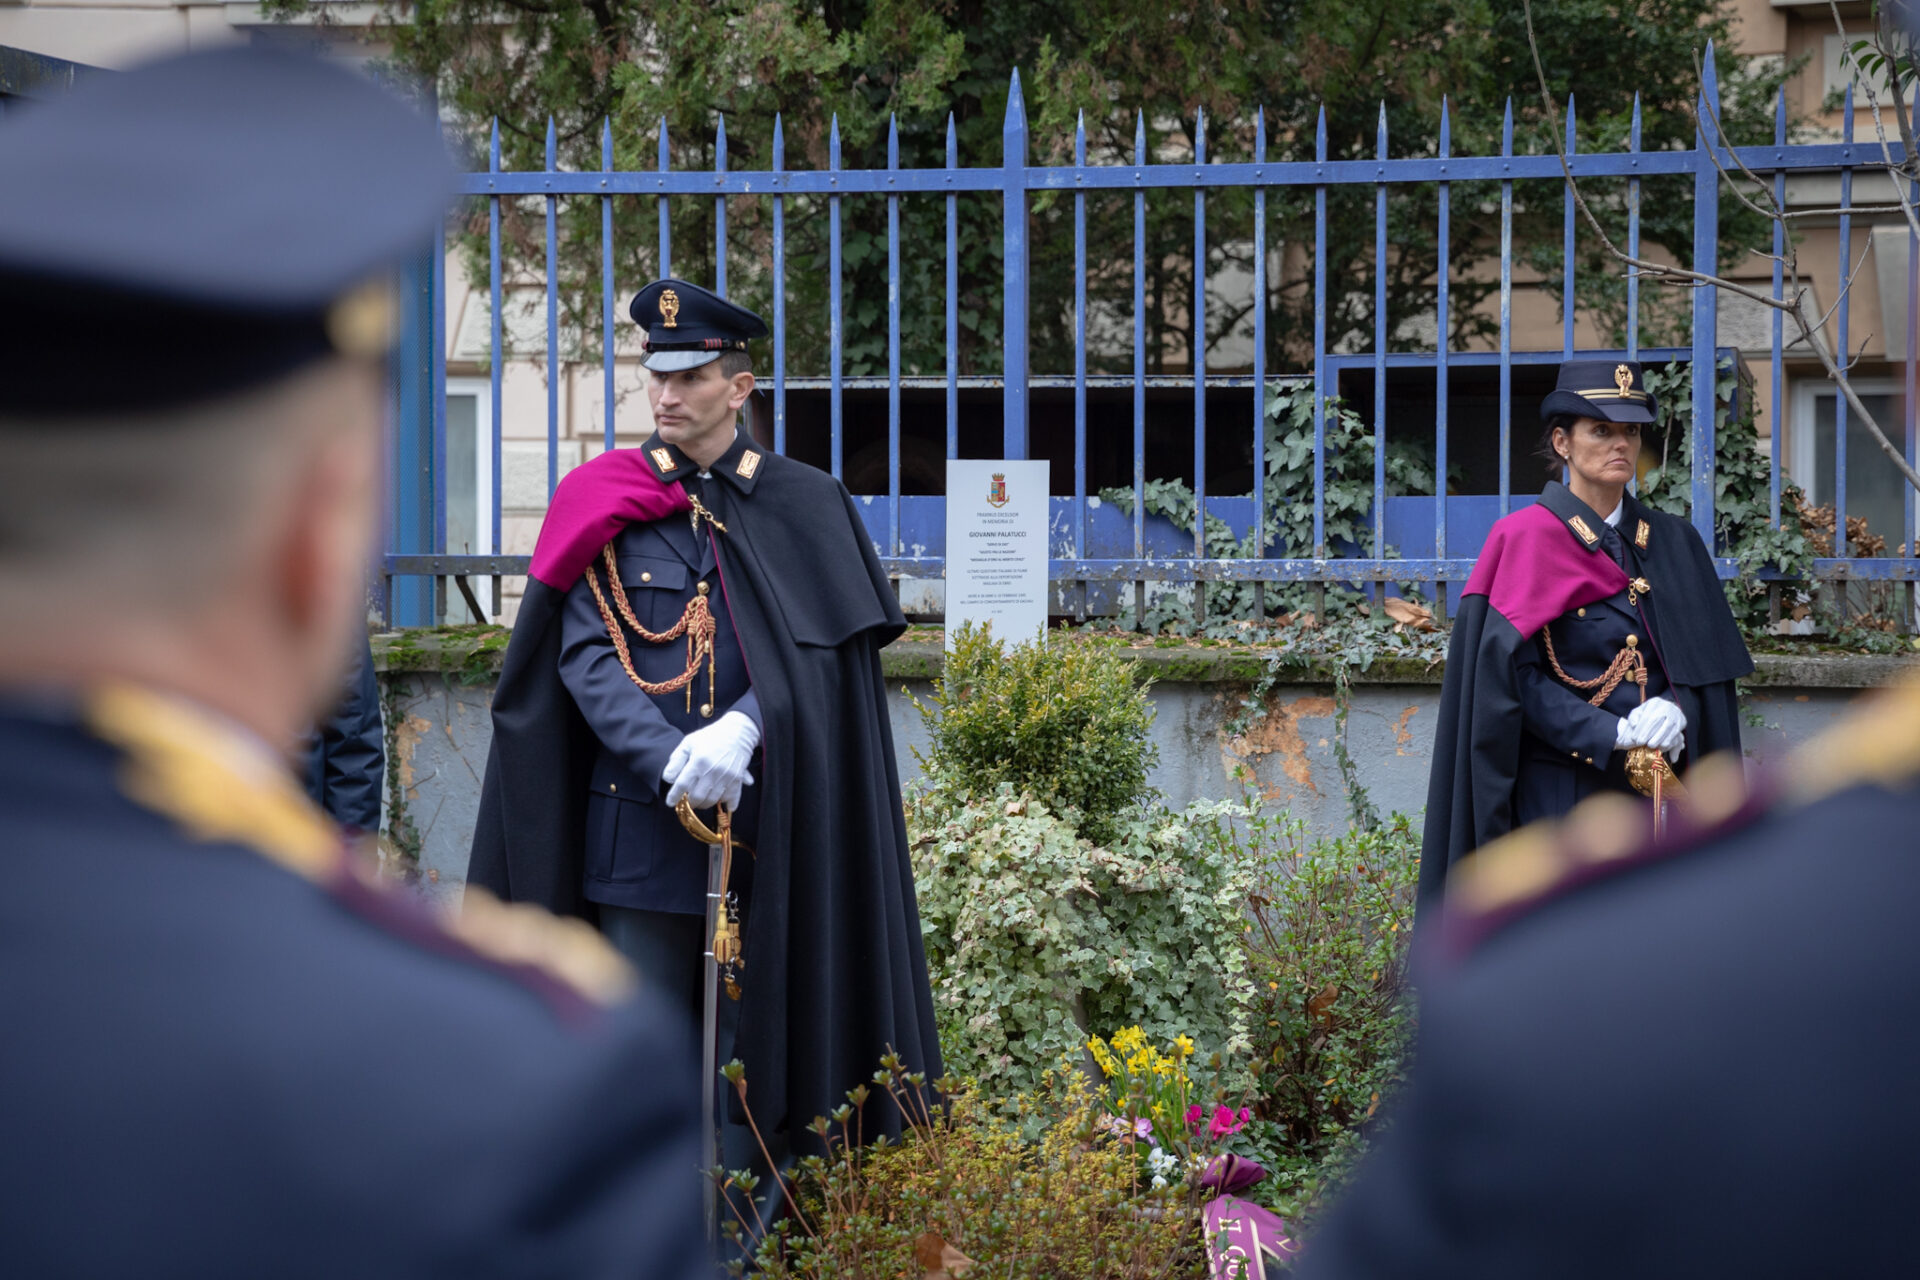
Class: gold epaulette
1780,677,1920,806
89,682,340,879
1447,678,1920,947
88,683,635,1010
449,889,636,1007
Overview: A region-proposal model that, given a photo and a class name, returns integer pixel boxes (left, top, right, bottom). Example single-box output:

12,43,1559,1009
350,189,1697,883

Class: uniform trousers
600,905,791,1244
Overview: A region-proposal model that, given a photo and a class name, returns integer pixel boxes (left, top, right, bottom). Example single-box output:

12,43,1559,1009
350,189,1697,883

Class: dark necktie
1598,522,1628,571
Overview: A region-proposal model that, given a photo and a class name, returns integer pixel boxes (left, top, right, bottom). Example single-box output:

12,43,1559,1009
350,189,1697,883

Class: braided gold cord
582,542,717,703
1540,624,1648,707
601,543,696,644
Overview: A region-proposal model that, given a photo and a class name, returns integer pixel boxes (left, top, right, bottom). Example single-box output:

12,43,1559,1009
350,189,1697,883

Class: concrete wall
375,634,1913,909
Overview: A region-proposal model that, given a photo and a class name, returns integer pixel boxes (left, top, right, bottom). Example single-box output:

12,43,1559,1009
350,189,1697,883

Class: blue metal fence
386,41,1920,625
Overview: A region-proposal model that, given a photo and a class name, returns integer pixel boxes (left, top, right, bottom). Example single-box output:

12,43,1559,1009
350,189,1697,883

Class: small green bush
907,787,1258,1103
1238,810,1419,1225
914,625,1157,845
725,1059,1203,1278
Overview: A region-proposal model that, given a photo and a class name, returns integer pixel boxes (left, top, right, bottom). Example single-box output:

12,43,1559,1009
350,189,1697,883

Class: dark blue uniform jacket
0,691,706,1279
559,506,761,915
302,628,383,833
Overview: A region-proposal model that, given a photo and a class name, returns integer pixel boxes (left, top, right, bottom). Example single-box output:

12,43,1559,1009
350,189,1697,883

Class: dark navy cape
1418,483,1752,912
469,442,943,1142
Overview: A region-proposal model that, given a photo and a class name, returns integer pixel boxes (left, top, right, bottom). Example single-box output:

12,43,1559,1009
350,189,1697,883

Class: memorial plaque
944,459,1049,649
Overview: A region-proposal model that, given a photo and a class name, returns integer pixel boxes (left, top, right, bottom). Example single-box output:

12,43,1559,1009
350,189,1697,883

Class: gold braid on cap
582,543,718,714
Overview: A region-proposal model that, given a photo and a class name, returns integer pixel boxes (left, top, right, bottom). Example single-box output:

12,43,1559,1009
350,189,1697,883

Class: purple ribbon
1199,1156,1300,1280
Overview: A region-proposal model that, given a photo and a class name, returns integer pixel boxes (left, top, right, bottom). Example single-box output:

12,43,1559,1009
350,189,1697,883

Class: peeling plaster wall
379,664,1876,905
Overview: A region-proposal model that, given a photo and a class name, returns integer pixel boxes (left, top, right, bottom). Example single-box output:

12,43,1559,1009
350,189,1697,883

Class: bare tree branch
1830,0,1920,241
1517,0,1920,498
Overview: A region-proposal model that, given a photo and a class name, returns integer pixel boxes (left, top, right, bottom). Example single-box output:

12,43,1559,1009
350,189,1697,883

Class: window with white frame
1791,377,1912,553
444,376,496,622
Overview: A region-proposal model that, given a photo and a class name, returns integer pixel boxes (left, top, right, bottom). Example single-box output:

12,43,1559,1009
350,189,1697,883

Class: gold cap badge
326,278,397,359
659,288,680,329
1614,363,1633,397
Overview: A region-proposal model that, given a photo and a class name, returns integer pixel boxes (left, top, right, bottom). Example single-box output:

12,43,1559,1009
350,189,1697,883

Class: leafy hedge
907,788,1256,1102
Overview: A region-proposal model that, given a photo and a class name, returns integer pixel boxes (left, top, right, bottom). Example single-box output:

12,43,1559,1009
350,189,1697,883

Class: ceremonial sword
677,797,739,1244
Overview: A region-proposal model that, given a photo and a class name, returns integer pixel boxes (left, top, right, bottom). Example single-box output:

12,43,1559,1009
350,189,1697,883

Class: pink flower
1207,1105,1250,1140
1133,1117,1154,1142
1186,1104,1205,1132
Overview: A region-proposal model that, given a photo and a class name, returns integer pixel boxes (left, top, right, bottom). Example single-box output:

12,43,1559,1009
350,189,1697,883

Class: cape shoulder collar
1536,481,1614,553
1535,482,1659,555
640,430,764,494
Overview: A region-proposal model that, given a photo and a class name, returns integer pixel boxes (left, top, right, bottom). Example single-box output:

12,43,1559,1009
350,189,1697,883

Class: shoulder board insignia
1446,681,1920,964
650,447,678,474
447,888,636,1009
1567,514,1599,546
1784,678,1920,807
1444,750,1764,961
1635,519,1651,550
87,684,638,1015
736,449,761,479
89,683,338,880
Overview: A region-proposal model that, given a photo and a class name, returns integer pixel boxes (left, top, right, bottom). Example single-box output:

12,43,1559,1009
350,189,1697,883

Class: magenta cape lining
526,449,693,589
1461,503,1629,639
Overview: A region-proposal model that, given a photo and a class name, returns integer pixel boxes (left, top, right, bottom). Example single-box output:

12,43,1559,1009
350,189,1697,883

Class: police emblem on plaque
987,472,1008,508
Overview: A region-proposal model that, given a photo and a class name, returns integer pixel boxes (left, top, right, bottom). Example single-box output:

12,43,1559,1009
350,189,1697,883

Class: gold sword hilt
678,799,744,984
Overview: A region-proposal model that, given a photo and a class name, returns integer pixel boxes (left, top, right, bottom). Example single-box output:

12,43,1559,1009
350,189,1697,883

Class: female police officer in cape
1419,360,1753,912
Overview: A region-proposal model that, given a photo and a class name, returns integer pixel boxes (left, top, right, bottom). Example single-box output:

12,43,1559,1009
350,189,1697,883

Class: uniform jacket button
609,782,617,793
640,571,652,583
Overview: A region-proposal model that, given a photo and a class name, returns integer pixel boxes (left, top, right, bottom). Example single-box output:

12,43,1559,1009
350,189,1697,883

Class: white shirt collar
1604,499,1624,528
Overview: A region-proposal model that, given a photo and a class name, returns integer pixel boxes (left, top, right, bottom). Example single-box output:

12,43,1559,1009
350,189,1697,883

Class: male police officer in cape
0,48,707,1277
467,279,944,1190
1294,678,1920,1279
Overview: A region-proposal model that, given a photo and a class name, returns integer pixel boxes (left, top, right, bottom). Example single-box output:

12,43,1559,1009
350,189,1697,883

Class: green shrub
907,787,1258,1103
1237,810,1419,1225
914,625,1157,845
725,1058,1203,1278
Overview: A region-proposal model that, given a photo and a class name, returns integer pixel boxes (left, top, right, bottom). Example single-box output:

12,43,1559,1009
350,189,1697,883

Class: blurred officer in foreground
0,48,705,1277
1296,684,1920,1279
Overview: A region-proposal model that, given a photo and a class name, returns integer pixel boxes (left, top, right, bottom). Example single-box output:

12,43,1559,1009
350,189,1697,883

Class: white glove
663,710,760,812
1621,696,1687,760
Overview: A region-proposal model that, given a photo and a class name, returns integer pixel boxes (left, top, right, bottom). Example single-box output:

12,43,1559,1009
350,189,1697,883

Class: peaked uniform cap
0,46,457,416
630,278,768,372
1540,359,1659,425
